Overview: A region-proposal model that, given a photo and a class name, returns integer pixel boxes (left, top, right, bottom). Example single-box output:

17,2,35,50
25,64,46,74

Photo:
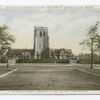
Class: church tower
34,26,49,59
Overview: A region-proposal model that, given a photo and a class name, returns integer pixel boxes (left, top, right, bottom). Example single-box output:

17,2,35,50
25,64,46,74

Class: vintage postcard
0,5,100,94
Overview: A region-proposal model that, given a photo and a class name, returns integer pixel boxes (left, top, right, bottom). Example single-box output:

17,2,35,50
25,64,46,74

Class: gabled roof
54,48,72,53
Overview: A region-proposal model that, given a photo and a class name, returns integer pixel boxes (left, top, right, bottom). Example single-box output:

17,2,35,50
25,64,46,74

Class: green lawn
0,67,13,75
83,68,100,75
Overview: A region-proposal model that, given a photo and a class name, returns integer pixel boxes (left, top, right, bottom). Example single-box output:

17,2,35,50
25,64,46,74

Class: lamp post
22,52,25,63
3,50,9,68
6,56,9,68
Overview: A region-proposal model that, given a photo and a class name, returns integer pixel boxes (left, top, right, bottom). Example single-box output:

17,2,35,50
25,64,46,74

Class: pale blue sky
0,6,100,54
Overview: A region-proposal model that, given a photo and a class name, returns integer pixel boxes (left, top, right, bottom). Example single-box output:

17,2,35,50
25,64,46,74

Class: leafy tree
95,34,100,64
80,22,99,69
0,25,15,67
0,25,15,52
49,49,55,59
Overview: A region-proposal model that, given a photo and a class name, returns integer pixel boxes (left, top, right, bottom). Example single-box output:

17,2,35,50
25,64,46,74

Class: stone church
34,26,49,59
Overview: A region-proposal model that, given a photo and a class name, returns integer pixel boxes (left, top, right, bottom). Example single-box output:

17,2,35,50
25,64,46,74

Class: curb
77,69,100,77
0,68,18,78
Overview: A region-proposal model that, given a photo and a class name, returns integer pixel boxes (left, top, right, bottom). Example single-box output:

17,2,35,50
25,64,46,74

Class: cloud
0,7,100,54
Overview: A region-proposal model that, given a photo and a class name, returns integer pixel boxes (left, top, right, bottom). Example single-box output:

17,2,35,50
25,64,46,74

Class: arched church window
43,31,45,36
40,31,42,37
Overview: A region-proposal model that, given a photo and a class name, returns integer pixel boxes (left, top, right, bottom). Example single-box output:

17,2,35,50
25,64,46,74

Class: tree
95,34,100,64
49,49,55,59
0,25,15,51
80,22,99,69
0,25,15,67
41,48,49,59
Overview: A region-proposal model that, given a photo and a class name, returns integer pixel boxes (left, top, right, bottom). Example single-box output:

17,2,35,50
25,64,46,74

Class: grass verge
82,68,100,75
0,67,13,75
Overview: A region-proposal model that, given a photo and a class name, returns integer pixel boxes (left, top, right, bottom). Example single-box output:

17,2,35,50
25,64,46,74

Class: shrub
0,57,7,63
33,59,55,63
56,59,70,64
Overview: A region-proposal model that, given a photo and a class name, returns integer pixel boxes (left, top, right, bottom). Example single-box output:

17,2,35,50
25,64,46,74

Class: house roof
54,48,72,54
12,49,34,55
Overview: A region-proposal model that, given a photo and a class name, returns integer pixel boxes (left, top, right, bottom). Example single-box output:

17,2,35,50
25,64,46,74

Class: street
0,63,100,90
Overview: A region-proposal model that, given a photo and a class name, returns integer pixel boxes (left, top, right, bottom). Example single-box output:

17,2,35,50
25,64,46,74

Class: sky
0,6,100,54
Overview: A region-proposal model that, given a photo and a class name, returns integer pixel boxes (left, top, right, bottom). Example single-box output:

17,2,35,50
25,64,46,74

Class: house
13,49,33,61
54,48,72,60
59,49,67,60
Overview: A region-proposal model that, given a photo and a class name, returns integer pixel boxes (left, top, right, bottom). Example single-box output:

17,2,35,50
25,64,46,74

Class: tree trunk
99,50,100,64
91,50,93,69
91,40,94,69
